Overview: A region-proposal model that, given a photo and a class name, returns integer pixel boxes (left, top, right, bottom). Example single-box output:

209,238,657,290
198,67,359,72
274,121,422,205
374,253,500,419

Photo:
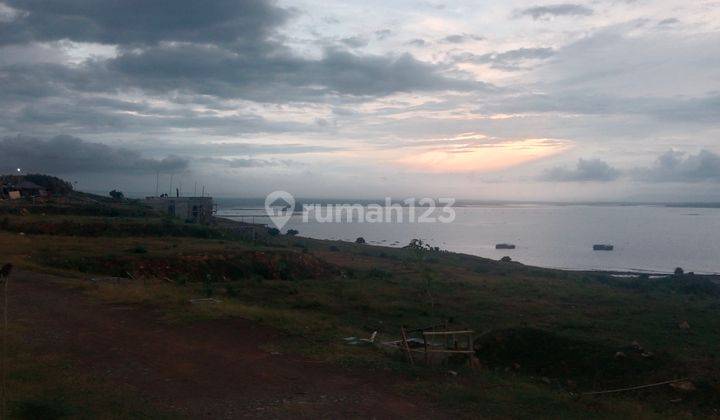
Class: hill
0,183,718,418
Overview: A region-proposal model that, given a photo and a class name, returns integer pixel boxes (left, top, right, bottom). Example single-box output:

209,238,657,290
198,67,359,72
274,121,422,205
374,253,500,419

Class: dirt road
7,270,442,418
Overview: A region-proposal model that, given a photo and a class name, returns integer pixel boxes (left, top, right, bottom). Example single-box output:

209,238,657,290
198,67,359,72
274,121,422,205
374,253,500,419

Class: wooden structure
387,323,477,367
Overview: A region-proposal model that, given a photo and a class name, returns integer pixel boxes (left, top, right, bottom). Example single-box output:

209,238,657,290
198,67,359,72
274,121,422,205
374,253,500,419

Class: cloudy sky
1,0,719,201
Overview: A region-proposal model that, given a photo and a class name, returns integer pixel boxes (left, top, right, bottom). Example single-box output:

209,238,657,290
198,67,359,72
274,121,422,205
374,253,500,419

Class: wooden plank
422,330,474,336
400,327,414,365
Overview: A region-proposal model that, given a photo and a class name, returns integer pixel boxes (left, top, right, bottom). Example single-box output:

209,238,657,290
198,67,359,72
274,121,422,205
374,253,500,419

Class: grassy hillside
1,193,719,418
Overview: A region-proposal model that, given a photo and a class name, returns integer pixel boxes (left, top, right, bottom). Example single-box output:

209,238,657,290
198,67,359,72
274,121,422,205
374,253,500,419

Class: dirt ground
6,270,444,418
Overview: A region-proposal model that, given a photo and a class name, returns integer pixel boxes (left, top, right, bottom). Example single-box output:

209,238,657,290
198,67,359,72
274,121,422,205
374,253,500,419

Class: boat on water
593,244,614,251
496,243,516,250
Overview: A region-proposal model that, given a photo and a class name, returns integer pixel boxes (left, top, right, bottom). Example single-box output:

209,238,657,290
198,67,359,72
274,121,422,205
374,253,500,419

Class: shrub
131,245,148,254
225,284,238,297
266,227,280,236
355,237,366,244
286,229,299,236
109,189,124,200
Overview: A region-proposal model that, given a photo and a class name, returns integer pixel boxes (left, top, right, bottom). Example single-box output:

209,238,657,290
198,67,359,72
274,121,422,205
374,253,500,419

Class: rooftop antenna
155,171,159,197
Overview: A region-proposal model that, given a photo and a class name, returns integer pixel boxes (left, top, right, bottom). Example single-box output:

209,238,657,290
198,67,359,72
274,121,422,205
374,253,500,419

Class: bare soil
8,270,444,418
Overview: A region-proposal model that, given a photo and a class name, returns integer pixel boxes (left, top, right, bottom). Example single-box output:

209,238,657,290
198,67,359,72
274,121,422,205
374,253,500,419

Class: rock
614,351,627,359
678,320,690,330
447,370,458,377
541,377,551,384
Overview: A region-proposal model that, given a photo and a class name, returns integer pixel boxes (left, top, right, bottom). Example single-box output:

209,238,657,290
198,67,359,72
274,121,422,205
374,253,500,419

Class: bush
225,284,238,297
367,268,392,279
266,227,280,236
674,267,685,276
355,237,366,244
500,256,512,263
286,229,299,236
109,189,124,200
131,245,148,254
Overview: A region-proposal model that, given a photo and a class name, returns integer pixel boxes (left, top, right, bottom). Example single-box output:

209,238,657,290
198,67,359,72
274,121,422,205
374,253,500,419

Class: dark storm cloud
542,158,620,182
453,47,555,70
635,150,720,182
0,0,289,46
0,0,485,105
107,45,486,100
0,135,188,174
514,4,593,20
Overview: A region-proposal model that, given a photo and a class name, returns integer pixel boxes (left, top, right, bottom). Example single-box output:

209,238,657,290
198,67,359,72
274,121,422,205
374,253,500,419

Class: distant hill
0,173,74,195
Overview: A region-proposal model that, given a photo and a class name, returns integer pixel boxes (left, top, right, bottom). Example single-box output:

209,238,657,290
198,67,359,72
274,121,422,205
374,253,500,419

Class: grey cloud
0,0,489,109
0,135,188,174
0,0,289,46
514,4,593,20
658,18,680,26
479,92,720,123
374,29,393,40
440,33,484,43
542,158,620,182
635,150,720,182
454,47,554,70
405,38,427,47
107,45,487,100
198,157,295,168
340,36,368,48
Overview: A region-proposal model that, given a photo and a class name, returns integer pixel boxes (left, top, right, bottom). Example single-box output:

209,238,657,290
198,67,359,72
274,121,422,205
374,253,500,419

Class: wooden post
400,327,414,365
423,332,429,365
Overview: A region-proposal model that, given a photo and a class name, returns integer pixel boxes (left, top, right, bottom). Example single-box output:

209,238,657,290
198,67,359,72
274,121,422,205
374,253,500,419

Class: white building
144,196,214,223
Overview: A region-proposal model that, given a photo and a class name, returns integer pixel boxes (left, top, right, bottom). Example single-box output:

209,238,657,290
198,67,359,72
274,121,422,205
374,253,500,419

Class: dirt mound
474,328,670,386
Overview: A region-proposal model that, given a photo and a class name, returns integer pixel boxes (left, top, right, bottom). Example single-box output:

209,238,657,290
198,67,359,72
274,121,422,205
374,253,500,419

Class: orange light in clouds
398,138,570,173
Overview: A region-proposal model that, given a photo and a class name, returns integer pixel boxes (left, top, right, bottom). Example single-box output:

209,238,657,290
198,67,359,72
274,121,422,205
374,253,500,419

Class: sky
0,0,719,201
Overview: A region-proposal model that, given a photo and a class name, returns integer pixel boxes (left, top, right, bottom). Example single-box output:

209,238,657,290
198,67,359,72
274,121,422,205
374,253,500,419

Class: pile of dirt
43,251,337,282
474,328,671,387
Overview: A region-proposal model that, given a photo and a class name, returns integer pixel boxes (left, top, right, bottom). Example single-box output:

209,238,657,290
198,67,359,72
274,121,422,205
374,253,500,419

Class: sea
216,200,720,274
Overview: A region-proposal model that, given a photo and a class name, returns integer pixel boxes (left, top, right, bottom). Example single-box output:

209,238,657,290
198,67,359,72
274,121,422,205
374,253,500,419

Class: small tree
674,267,684,276
109,189,124,200
355,237,366,244
286,229,299,236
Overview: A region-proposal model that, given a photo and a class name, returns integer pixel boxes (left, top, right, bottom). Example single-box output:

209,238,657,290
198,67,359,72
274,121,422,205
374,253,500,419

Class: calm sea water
216,203,720,274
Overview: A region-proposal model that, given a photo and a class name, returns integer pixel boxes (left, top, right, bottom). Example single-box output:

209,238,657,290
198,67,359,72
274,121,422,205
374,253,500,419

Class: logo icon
265,190,295,230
